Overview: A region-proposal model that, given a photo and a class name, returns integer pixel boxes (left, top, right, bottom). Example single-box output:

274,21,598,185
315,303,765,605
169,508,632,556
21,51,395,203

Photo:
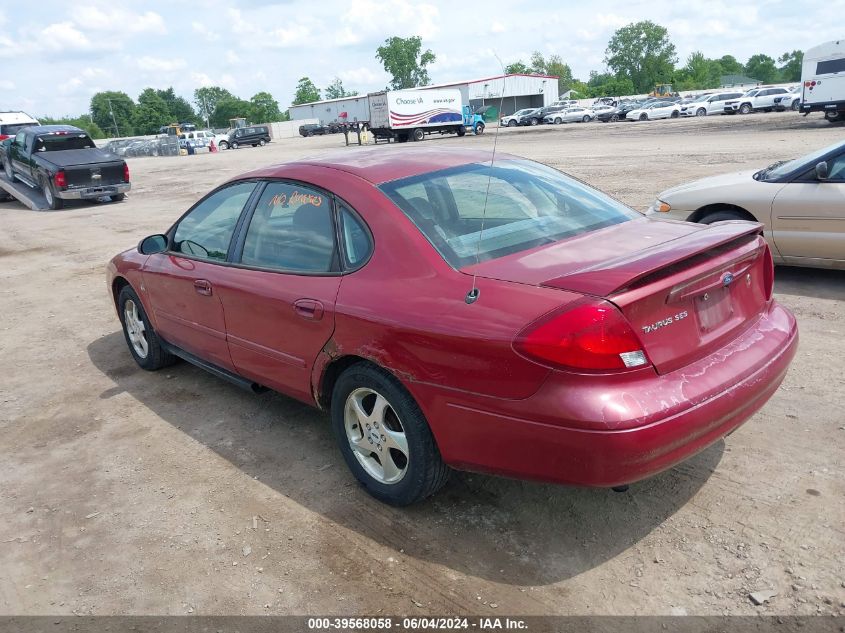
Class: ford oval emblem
722,272,735,287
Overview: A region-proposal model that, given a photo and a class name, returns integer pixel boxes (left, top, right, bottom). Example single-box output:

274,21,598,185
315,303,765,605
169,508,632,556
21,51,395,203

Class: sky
1,0,842,118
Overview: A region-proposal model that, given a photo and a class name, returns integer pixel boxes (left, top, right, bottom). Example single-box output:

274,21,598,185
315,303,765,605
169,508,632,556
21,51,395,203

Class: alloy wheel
123,299,149,359
344,387,409,484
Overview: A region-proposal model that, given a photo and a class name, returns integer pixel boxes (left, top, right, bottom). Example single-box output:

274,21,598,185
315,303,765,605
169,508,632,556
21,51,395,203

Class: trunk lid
463,217,772,374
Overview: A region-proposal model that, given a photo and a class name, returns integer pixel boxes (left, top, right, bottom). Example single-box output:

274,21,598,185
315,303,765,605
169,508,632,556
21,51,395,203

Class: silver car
543,107,594,124
647,140,845,269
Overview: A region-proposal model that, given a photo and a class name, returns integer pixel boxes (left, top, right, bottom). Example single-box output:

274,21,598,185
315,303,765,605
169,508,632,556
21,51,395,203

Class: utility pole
106,97,120,138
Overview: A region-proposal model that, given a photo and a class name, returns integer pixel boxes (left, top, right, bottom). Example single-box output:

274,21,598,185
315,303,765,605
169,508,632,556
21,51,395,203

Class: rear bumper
59,182,130,200
416,301,797,487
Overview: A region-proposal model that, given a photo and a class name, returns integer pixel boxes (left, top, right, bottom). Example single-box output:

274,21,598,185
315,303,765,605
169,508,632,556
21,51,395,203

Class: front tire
219,141,229,150
582,115,590,122
700,209,750,225
507,120,517,127
670,110,679,118
791,100,800,111
411,128,425,142
610,114,620,122
639,113,648,121
41,177,63,210
696,108,706,117
231,141,240,149
4,158,15,182
529,118,539,126
331,363,449,506
739,103,752,115
473,122,485,135
117,285,176,371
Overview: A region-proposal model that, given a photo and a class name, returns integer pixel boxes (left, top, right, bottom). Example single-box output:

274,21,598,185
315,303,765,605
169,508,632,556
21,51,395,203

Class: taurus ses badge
722,272,735,287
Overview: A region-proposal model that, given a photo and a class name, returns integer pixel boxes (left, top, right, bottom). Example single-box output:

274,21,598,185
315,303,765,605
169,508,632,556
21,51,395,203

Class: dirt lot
1,112,843,616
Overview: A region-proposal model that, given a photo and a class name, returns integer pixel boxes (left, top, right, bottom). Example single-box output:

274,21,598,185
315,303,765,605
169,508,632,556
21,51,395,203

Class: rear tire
41,177,63,210
331,363,449,506
639,113,648,121
610,114,620,122
825,111,843,123
111,193,126,202
699,210,751,225
670,110,679,118
259,139,266,146
117,285,176,371
582,115,590,122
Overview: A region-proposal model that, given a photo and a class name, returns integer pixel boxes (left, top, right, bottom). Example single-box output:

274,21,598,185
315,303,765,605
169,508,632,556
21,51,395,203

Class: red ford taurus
107,148,798,505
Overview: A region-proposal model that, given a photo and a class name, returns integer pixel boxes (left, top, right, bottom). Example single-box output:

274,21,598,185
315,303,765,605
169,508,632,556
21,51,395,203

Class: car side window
826,154,845,182
240,182,337,273
172,181,256,262
338,205,372,268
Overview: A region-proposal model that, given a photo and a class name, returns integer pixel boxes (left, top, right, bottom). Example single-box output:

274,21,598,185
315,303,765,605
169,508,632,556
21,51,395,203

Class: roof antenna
466,53,507,305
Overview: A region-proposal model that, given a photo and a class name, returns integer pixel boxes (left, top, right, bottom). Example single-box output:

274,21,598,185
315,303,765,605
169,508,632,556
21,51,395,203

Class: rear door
142,181,259,370
214,180,345,402
770,152,845,263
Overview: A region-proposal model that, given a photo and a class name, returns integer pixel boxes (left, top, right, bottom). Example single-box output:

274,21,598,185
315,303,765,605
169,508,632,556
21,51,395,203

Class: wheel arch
687,203,757,224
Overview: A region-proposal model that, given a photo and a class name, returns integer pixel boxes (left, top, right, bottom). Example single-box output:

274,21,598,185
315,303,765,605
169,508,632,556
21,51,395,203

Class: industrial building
287,73,560,125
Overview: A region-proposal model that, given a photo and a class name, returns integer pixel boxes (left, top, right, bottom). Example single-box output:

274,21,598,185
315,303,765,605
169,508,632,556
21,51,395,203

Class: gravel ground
1,111,843,616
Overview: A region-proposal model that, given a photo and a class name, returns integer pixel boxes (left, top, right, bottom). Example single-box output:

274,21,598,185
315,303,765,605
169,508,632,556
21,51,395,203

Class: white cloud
38,22,97,52
73,6,166,34
338,66,388,86
225,50,241,64
491,22,506,34
0,79,15,90
338,0,440,42
136,56,188,73
192,21,219,41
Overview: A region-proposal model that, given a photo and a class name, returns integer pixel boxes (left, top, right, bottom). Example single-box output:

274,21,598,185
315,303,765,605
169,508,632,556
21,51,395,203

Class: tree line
505,21,803,99
44,87,286,139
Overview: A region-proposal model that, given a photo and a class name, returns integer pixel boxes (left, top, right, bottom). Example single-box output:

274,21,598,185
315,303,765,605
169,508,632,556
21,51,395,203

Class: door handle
294,299,324,321
193,279,212,296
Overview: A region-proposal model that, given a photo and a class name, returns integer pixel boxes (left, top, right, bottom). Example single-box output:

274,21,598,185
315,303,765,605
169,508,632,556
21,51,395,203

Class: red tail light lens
54,171,67,189
514,299,650,372
0,134,9,141
123,163,130,182
762,244,774,301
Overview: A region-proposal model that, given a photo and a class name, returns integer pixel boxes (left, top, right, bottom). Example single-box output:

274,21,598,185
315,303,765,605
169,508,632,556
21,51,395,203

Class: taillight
514,299,650,372
54,171,67,189
0,134,8,141
123,163,130,182
762,245,774,301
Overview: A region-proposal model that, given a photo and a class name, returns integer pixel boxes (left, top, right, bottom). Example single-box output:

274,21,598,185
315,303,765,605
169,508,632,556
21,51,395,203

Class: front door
142,181,258,370
214,180,343,402
771,154,845,264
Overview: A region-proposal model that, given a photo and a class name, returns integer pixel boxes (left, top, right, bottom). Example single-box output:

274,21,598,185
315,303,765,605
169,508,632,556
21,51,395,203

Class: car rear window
35,133,95,151
380,160,638,268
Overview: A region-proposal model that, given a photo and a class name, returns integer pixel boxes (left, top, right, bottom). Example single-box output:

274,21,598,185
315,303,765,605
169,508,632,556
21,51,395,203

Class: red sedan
107,148,798,505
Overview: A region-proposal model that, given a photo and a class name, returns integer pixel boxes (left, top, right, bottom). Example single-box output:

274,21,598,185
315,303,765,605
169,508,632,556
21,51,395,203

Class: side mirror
815,161,829,181
138,234,168,255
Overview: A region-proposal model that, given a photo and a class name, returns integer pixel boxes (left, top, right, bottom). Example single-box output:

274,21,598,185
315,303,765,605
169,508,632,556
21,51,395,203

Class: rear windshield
817,58,845,75
35,133,95,151
380,160,638,268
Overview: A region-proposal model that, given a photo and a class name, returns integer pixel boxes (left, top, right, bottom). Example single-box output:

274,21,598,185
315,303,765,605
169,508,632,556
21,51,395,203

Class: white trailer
800,39,845,123
367,89,465,142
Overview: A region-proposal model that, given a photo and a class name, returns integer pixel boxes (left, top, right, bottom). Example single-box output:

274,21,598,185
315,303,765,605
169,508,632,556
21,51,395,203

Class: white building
287,73,559,125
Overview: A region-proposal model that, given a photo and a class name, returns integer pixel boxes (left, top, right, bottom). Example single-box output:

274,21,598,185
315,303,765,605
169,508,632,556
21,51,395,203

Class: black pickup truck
0,125,130,209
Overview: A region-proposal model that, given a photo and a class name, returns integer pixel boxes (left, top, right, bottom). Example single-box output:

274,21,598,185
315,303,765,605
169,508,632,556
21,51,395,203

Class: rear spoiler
541,221,764,296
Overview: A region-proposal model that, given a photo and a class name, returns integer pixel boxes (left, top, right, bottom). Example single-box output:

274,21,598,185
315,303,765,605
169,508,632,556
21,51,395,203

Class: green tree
530,52,575,92
504,61,530,74
133,88,172,135
156,88,197,125
674,51,722,90
375,36,436,89
248,92,282,123
194,86,235,124
586,71,635,97
604,21,677,93
90,91,136,137
325,78,358,100
718,55,744,75
212,97,251,128
292,77,321,105
744,54,778,83
40,115,105,139
778,50,803,82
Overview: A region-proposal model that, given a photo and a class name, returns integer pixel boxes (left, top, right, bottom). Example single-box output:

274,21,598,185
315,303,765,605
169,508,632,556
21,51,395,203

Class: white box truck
800,39,845,123
367,89,466,142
